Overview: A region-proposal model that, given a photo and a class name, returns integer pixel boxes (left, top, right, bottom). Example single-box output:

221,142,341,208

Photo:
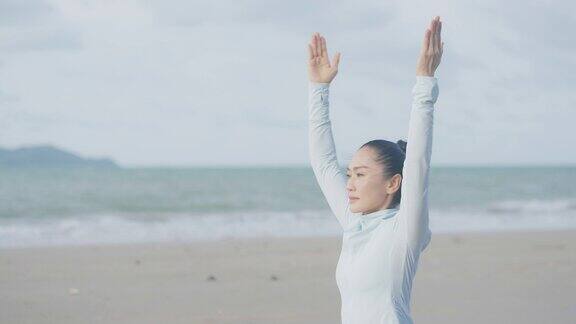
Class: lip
349,197,359,202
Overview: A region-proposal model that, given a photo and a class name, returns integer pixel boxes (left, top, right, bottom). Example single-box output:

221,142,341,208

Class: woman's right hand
307,32,341,84
416,16,444,77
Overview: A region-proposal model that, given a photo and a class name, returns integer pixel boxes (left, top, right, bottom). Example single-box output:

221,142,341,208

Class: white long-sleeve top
308,76,439,324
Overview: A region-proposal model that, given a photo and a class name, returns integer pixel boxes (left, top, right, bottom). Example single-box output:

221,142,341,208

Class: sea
1,166,575,248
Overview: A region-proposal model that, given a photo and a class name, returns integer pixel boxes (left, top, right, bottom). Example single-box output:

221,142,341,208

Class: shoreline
2,226,576,251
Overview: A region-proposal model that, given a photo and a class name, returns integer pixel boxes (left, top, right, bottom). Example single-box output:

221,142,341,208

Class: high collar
360,206,400,221
347,206,400,233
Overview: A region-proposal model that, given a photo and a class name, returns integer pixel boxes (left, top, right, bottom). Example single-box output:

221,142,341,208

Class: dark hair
359,139,407,208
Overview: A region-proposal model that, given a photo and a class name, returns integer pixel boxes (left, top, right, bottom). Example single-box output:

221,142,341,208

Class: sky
0,0,574,167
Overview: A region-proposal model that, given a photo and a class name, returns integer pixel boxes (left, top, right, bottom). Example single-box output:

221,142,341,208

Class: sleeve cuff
416,75,437,84
309,81,330,90
412,75,439,103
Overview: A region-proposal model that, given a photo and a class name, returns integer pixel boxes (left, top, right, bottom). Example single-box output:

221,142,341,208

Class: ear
387,174,402,194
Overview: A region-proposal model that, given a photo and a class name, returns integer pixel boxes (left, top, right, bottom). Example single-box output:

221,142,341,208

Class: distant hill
0,144,120,168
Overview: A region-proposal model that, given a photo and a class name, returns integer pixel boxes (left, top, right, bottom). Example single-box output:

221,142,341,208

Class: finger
421,28,430,54
312,33,318,57
438,21,442,51
429,19,437,52
321,36,328,59
311,33,316,57
316,33,322,57
321,36,331,66
435,20,441,52
436,17,441,49
308,44,314,60
424,18,434,54
310,34,316,58
332,52,341,70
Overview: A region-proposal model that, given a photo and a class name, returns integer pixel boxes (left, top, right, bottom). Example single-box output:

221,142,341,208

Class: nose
346,179,355,192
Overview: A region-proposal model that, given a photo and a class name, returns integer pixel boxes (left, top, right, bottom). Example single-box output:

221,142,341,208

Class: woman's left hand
416,16,443,77
307,32,341,84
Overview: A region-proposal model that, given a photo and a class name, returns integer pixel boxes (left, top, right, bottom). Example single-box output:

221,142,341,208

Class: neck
361,204,398,215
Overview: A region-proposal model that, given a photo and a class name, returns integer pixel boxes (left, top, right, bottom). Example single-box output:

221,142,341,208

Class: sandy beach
1,229,575,323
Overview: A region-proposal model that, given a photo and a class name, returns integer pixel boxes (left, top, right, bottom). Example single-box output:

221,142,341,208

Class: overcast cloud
0,0,574,167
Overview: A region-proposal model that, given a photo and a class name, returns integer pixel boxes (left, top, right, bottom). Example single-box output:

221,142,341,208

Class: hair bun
396,139,407,153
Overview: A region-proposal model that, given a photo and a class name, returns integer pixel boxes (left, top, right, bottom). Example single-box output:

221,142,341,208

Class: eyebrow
346,166,369,171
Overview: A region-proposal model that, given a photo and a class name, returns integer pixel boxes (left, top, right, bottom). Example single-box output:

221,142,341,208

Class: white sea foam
485,198,576,213
1,200,575,248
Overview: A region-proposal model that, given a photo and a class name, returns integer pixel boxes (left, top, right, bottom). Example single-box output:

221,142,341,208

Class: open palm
416,16,444,76
307,32,341,83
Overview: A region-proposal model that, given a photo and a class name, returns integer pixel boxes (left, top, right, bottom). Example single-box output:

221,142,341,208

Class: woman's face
346,147,401,215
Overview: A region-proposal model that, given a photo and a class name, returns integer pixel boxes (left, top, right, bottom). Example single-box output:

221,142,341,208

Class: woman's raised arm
397,16,443,253
307,33,354,230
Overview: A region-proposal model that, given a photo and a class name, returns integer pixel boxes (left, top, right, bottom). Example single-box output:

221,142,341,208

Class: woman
307,16,443,323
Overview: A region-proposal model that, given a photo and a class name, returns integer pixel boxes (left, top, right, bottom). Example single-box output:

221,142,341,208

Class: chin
349,204,362,214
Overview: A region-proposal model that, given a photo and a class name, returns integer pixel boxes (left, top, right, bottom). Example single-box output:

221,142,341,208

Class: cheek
354,178,369,191
361,178,388,197
356,178,374,196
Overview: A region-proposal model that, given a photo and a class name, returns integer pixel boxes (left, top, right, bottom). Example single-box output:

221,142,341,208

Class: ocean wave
1,206,575,248
485,198,576,213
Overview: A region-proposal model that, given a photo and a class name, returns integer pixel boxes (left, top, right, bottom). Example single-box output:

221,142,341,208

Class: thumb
332,52,341,69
